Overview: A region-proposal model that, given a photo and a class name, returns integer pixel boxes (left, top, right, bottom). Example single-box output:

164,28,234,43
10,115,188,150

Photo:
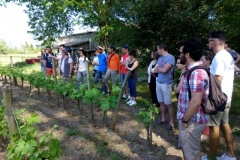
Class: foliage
6,109,62,160
66,129,79,136
0,39,40,54
83,88,102,105
69,84,87,100
136,105,159,127
0,105,9,138
99,86,120,111
54,80,75,96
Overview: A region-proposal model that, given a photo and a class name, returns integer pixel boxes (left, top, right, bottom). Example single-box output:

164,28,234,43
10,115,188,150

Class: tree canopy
1,0,240,59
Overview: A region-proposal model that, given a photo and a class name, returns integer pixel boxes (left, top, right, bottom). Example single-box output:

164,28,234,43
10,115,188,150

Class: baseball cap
97,46,103,50
122,45,129,50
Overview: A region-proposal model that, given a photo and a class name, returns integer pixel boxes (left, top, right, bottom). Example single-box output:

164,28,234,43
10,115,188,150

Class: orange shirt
108,52,120,71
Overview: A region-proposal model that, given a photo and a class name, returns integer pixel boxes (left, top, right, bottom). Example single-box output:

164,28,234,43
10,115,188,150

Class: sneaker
201,155,208,160
126,97,131,102
129,101,137,106
127,100,132,104
217,153,236,160
102,91,106,95
122,95,127,99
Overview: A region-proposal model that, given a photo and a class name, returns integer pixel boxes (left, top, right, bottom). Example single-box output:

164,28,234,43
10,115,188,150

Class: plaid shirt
177,61,209,124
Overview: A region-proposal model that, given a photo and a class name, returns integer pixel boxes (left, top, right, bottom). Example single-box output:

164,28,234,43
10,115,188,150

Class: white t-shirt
57,53,62,68
60,57,73,73
210,49,235,103
78,56,89,72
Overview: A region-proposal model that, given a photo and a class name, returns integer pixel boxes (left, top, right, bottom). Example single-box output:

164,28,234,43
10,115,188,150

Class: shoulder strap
109,53,116,62
187,66,210,100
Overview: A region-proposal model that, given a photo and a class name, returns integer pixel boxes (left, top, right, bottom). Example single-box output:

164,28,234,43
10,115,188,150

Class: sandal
156,121,167,125
106,92,111,96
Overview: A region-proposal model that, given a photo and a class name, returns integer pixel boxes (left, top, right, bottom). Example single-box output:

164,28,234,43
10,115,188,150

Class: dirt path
0,79,240,160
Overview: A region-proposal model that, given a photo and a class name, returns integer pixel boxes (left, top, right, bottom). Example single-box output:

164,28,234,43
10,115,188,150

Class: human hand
182,122,187,128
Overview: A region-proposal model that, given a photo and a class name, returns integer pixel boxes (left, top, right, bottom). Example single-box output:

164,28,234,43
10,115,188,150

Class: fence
0,54,38,66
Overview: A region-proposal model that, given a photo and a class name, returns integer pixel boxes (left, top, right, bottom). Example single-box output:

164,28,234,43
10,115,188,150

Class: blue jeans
128,77,137,97
76,71,86,89
41,66,45,74
94,71,107,93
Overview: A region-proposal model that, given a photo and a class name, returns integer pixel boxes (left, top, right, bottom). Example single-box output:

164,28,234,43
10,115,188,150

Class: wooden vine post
111,71,131,131
85,61,90,90
2,85,16,135
10,56,13,68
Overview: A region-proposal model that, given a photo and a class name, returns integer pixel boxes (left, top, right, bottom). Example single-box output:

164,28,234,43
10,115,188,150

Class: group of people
38,30,238,159
39,44,139,106
147,31,237,160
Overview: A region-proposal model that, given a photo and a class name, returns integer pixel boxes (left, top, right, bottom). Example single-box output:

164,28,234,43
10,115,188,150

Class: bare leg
160,102,166,122
209,126,220,156
105,82,110,92
220,124,235,157
167,104,174,127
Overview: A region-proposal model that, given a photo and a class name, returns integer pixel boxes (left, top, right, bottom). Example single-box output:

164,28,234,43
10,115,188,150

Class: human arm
174,75,184,93
154,64,173,73
126,61,139,71
48,54,60,60
182,71,209,127
235,54,240,64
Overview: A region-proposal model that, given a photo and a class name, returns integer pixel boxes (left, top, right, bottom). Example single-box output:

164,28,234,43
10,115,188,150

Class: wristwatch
181,117,188,123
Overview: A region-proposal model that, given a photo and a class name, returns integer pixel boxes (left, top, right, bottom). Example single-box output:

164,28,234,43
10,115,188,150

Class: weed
66,129,79,136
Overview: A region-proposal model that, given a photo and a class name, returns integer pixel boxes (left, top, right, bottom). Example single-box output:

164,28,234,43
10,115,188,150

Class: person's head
201,52,212,68
176,58,186,71
151,50,159,60
61,49,68,58
121,45,129,54
41,49,46,56
97,46,103,53
95,49,99,55
179,37,203,65
157,42,169,55
129,50,137,59
107,46,115,54
46,46,52,53
60,44,66,51
208,30,227,53
78,48,85,57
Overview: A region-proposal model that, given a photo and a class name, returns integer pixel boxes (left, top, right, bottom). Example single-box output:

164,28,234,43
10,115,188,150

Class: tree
0,39,9,54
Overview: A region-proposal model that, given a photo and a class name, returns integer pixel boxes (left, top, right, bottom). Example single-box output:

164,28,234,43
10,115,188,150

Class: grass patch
66,129,80,136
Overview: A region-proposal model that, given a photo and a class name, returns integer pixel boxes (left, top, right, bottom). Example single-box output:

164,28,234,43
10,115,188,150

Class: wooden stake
111,71,131,131
2,85,16,135
10,56,13,68
85,61,90,90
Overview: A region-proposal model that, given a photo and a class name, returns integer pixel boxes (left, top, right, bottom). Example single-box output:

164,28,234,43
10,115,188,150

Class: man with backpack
177,38,209,160
75,48,89,88
201,31,236,160
103,46,120,96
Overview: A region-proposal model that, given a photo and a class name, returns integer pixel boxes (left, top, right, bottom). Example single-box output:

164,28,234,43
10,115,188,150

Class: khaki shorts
103,69,118,85
179,120,206,160
207,102,231,126
156,81,172,105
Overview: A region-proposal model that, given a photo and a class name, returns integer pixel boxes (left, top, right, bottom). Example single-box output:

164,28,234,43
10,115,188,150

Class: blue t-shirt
44,53,56,68
98,53,108,72
157,54,175,84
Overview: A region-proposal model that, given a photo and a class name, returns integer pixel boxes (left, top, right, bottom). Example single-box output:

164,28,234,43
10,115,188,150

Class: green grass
66,129,80,136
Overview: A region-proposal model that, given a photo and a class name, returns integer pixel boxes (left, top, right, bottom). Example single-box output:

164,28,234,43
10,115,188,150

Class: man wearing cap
94,46,108,94
120,44,130,99
103,46,120,95
48,49,73,82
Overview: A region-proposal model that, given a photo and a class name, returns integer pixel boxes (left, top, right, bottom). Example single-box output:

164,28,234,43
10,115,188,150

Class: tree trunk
4,75,7,83
37,87,40,96
149,111,153,146
13,76,17,86
28,83,32,98
77,99,82,114
90,102,94,123
62,95,66,109
103,111,107,128
21,77,24,88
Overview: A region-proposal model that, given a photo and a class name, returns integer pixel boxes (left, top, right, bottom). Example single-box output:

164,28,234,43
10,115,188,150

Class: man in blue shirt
152,42,175,131
94,46,108,94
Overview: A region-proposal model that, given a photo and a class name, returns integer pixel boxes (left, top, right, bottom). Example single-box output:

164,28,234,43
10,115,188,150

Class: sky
0,2,97,48
0,2,39,48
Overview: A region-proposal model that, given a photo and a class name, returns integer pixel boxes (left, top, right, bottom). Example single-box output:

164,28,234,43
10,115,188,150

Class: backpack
187,66,227,115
